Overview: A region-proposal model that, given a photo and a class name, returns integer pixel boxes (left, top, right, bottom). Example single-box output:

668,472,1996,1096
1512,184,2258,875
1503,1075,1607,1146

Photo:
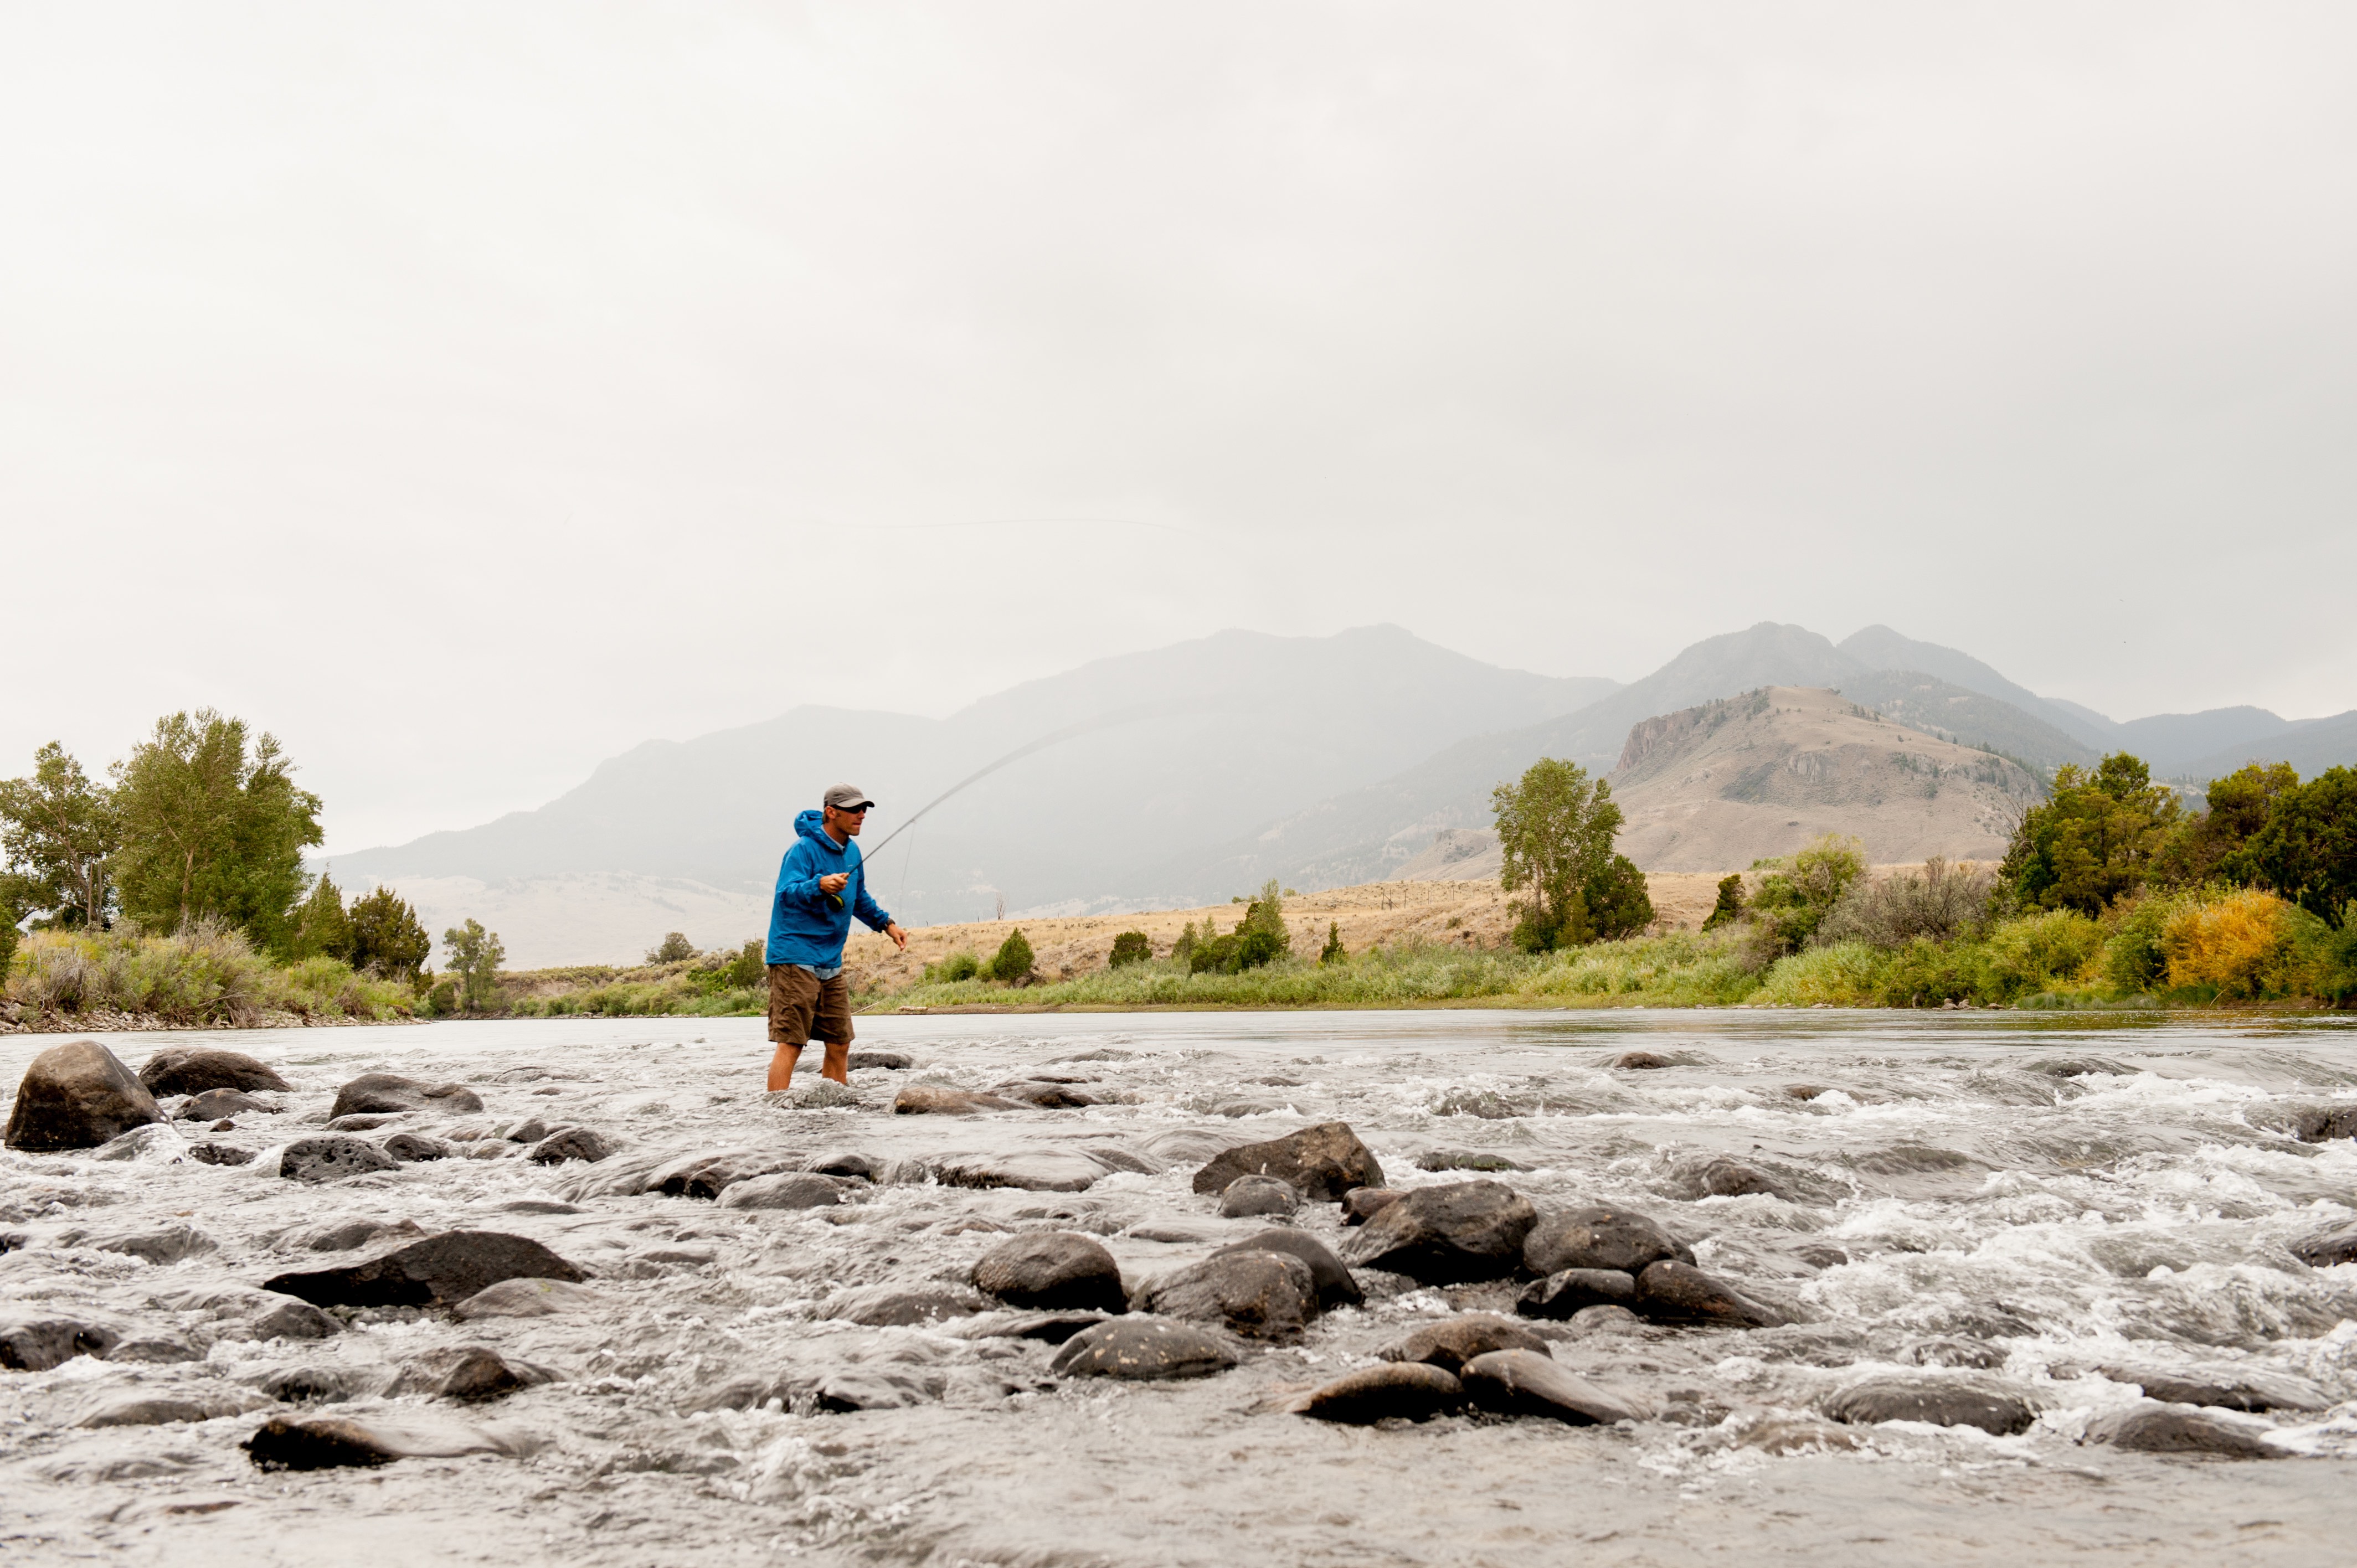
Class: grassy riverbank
1,921,419,1031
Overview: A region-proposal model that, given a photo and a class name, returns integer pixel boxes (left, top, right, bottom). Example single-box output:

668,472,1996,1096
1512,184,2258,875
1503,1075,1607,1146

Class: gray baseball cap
824,783,876,811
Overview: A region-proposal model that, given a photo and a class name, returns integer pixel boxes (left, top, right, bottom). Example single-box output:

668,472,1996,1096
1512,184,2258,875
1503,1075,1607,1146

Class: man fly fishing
765,784,908,1092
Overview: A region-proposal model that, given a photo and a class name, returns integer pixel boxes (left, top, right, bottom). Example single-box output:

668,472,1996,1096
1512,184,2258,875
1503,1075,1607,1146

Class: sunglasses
833,803,872,813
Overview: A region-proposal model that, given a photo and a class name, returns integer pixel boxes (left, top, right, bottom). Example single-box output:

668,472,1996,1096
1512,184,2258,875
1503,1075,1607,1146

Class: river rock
1518,1267,1639,1319
972,1232,1128,1312
1669,1156,1790,1200
717,1172,844,1211
1135,1250,1318,1338
1214,1229,1361,1309
1049,1317,1241,1381
264,1230,588,1308
1289,1361,1464,1423
91,1123,185,1161
953,1310,1111,1344
2290,1105,2357,1143
389,1346,556,1402
1610,1051,1673,1069
4,1040,163,1152
89,1224,215,1265
2291,1221,2357,1267
649,1148,798,1199
1416,1149,1531,1173
2097,1365,2331,1413
1524,1205,1694,1276
502,1117,549,1143
382,1132,451,1163
295,1217,425,1252
2083,1402,2283,1458
805,1149,878,1180
106,1335,204,1364
141,1047,292,1096
242,1414,523,1471
1460,1349,1645,1425
1218,1174,1300,1218
992,1080,1100,1108
326,1113,403,1132
329,1074,483,1118
932,1151,1104,1192
1634,1260,1785,1327
256,1365,375,1403
823,1285,988,1327
189,1142,258,1166
1822,1376,2036,1435
893,1084,1023,1115
453,1278,606,1320
1567,1304,1645,1337
174,1088,273,1121
77,1395,218,1428
0,1313,121,1370
1191,1121,1384,1201
528,1126,613,1164
848,1050,912,1070
1377,1313,1551,1373
1342,1188,1403,1226
279,1136,399,1183
251,1300,343,1340
814,1369,946,1411
1339,1180,1536,1284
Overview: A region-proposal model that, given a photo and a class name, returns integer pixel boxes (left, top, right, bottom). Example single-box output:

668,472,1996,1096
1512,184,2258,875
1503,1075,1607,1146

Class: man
765,784,908,1091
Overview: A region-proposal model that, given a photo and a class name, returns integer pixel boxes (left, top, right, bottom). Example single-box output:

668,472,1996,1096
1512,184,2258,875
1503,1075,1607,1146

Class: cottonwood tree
1491,758,1652,950
0,741,119,929
109,710,322,950
443,917,507,1010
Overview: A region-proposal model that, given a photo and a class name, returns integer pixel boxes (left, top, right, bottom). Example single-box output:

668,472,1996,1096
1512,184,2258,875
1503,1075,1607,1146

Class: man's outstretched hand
886,923,909,951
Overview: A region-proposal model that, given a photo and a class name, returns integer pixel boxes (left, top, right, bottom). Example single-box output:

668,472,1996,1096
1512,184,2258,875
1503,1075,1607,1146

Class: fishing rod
824,698,1207,910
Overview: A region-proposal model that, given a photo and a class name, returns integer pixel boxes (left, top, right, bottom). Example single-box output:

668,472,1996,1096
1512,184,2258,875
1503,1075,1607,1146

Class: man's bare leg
819,1040,851,1085
768,1041,804,1092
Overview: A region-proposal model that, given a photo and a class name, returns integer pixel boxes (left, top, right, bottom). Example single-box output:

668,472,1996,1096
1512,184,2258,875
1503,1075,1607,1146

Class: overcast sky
6,3,2352,854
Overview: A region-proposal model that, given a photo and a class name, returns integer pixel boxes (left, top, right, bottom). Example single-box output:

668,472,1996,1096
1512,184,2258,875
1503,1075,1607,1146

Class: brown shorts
766,963,855,1046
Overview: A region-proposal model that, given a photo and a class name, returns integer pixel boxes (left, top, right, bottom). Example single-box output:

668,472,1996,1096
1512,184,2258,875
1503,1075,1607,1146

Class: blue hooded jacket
765,808,896,968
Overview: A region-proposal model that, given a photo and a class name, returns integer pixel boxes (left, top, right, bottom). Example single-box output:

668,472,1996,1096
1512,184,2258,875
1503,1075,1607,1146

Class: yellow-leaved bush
2162,889,2297,999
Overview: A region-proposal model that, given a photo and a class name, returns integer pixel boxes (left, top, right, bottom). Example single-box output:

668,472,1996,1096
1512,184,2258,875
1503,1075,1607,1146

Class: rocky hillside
1607,686,2045,872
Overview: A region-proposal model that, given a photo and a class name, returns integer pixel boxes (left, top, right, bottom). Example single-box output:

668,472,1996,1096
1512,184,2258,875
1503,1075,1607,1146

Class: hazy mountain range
334,621,2356,964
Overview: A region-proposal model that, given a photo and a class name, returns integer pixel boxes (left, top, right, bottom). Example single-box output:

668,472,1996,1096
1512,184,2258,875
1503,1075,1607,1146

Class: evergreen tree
1319,921,1345,965
1108,930,1152,967
988,926,1035,983
1701,873,1746,932
2243,766,2357,925
292,873,354,961
348,885,432,978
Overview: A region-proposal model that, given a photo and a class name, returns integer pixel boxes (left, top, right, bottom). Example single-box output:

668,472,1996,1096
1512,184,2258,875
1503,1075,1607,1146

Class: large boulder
1213,1229,1361,1310
328,1074,483,1120
242,1413,523,1471
140,1047,291,1096
5,1040,162,1152
1376,1313,1550,1374
1339,1180,1536,1284
264,1230,587,1309
0,1313,121,1371
1517,1267,1638,1319
1289,1363,1464,1423
1633,1260,1784,1327
717,1172,843,1211
971,1232,1128,1313
1218,1175,1300,1218
1134,1250,1318,1338
1191,1121,1383,1201
1459,1349,1645,1425
1523,1205,1693,1276
1049,1318,1240,1381
278,1136,399,1183
648,1149,798,1199
1822,1377,2036,1435
527,1126,613,1164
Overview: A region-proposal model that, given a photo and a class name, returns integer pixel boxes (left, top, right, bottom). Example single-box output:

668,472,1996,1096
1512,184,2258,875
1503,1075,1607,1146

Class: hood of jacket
794,808,850,858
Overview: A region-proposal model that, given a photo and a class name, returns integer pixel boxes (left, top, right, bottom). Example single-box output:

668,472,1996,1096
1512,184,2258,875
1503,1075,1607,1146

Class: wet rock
2097,1365,2330,1413
1212,1098,1278,1118
649,1149,798,1199
329,1074,483,1119
382,1132,451,1163
1735,1417,1864,1454
0,1314,121,1370
1218,1174,1300,1218
1215,1229,1362,1310
210,1118,236,1132
717,1172,844,1211
389,1345,556,1402
1609,1051,1672,1070
256,1365,374,1403
454,1278,606,1321
1902,1337,2008,1370
1566,1304,1644,1337
893,1084,1022,1115
1139,1127,1248,1164
1460,1349,1644,1425
1822,1376,2036,1435
2026,1056,2133,1079
932,1151,1103,1192
189,1142,258,1166
251,1300,343,1341
848,1050,912,1070
90,1224,215,1265
1795,1244,1851,1270
1429,1089,1527,1119
992,1080,1101,1108
498,1199,581,1215
2083,1402,2283,1458
1135,1250,1318,1338
264,1230,588,1309
1669,1156,1790,1200
1850,1144,1984,1176
1079,1143,1160,1176
1524,1205,1695,1276
954,1310,1111,1344
1416,1149,1532,1173
91,1124,185,1161
805,1150,878,1181
1339,1180,1536,1284
528,1126,613,1164
279,1136,399,1183
1517,1267,1638,1319
1191,1121,1385,1203
1377,1313,1550,1373
815,1369,945,1411
971,1232,1128,1313
78,1396,217,1428
2288,1106,2357,1143
295,1217,425,1252
1289,1362,1464,1423
1049,1317,1241,1381
771,1080,862,1110
823,1284,988,1327
241,1414,522,1470
2291,1220,2357,1267
106,1337,204,1364
141,1047,292,1096
1634,1260,1785,1327
175,1088,273,1121
1341,1188,1403,1226
5,1040,163,1152
502,1117,549,1143
326,1113,403,1132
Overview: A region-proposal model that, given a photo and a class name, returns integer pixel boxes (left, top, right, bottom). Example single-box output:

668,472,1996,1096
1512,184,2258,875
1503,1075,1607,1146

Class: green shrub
1870,937,1988,1006
1982,909,2104,998
1754,940,1884,1005
423,978,459,1016
1818,858,1995,949
1108,931,1152,968
648,931,696,964
988,928,1035,983
926,950,981,983
1751,835,1867,955
1190,933,1240,973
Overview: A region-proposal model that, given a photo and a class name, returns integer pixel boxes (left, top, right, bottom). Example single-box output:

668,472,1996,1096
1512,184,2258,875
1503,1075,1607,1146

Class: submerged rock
256,1365,375,1404
1821,1377,2036,1435
0,1313,121,1371
648,1149,798,1199
88,1224,215,1266
1459,1349,1644,1425
1290,1362,1464,1423
992,1080,1100,1108
1339,1180,1536,1284
1634,1261,1785,1327
1609,1051,1672,1070
1341,1188,1403,1226
106,1336,205,1365
242,1414,524,1470
824,1285,989,1327
1517,1267,1638,1319
1135,1250,1318,1338
328,1074,483,1119
2097,1365,2330,1414
1215,1230,1362,1310
1191,1121,1385,1201
848,1050,913,1070
189,1142,258,1167
279,1136,399,1183
1376,1313,1550,1374
174,1088,274,1121
77,1395,226,1428
453,1278,606,1321
893,1084,1023,1115
1668,1156,1790,1200
1218,1174,1301,1218
389,1346,557,1402
971,1232,1128,1313
140,1047,292,1096
1049,1318,1241,1381
251,1300,343,1341
1523,1205,1694,1276
264,1231,588,1309
717,1172,843,1210
1416,1149,1531,1173
2291,1221,2357,1268
528,1126,614,1164
293,1217,425,1253
816,1369,946,1411
91,1124,186,1162
2083,1402,2283,1458
381,1132,451,1163
5,1040,163,1152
